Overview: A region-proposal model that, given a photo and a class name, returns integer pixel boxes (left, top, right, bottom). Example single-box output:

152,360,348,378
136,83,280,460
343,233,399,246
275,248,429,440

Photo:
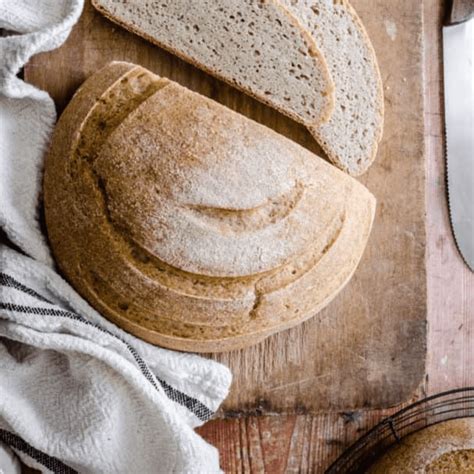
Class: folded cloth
0,1,232,473
0,442,20,474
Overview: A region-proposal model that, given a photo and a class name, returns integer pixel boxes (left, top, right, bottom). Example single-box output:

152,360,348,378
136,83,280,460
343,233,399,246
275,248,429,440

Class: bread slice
44,62,376,353
283,0,384,175
91,0,335,127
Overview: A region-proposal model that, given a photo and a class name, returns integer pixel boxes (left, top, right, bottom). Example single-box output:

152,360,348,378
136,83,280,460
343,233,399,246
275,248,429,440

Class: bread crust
368,418,474,473
44,62,375,352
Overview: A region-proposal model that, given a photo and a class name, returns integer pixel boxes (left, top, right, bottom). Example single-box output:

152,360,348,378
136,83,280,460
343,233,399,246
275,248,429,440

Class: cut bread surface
92,0,335,127
283,0,384,175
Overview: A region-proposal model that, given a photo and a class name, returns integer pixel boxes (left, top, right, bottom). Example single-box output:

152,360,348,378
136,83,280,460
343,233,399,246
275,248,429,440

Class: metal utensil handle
446,0,474,25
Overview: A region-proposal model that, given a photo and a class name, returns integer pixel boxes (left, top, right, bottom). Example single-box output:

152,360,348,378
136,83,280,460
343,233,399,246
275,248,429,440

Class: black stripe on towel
0,429,77,474
0,272,214,422
0,273,52,304
0,300,214,422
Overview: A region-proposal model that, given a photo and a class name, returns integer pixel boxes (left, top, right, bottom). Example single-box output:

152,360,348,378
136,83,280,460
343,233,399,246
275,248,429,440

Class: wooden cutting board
25,0,426,413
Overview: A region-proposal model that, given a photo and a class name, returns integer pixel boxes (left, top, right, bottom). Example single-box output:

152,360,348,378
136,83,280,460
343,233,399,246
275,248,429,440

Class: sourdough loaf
368,418,474,473
91,0,335,127
43,62,375,352
283,0,384,175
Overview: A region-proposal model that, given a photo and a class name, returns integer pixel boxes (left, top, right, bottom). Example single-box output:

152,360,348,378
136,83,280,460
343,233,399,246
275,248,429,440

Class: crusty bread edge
91,0,335,126
309,0,385,176
45,60,375,353
89,192,376,353
43,61,147,305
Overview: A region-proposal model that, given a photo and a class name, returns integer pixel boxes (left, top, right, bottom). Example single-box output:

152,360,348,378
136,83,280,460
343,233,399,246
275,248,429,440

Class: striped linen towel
0,0,231,472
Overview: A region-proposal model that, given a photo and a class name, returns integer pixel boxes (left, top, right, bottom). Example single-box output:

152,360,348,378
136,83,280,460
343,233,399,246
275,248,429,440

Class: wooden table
19,0,473,472
194,1,474,471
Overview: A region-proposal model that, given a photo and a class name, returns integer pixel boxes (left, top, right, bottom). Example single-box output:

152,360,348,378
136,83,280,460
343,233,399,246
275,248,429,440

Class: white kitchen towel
0,1,232,473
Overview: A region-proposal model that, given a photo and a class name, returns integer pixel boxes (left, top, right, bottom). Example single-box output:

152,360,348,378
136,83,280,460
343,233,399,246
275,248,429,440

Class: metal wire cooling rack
326,387,474,473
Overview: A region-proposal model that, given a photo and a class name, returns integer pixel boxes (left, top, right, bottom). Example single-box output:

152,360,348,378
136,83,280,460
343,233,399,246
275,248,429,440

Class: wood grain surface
25,0,427,414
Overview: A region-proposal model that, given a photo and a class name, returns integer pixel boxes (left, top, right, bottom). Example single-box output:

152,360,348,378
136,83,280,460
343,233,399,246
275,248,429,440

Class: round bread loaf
368,418,474,473
43,61,375,352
